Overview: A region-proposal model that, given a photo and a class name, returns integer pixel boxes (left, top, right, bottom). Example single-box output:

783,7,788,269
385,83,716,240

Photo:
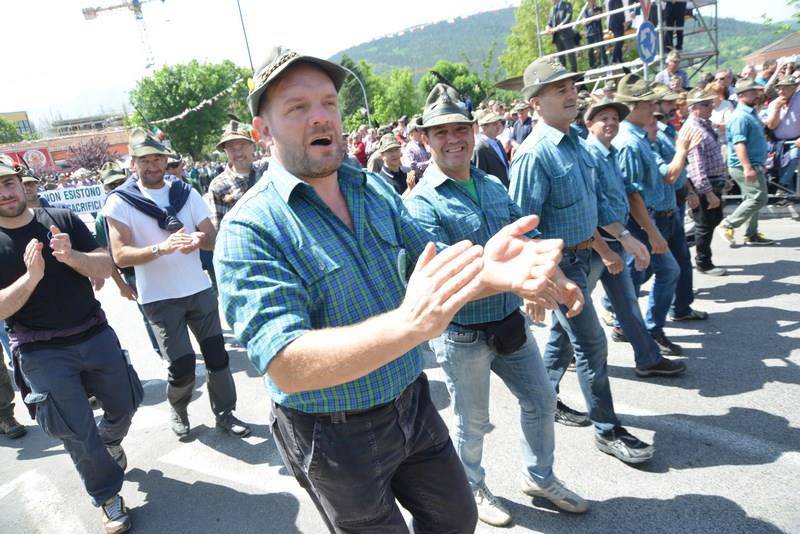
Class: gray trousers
724,166,768,237
18,326,143,506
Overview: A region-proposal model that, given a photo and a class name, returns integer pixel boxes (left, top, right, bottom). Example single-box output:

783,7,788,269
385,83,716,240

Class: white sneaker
521,475,589,513
474,484,512,527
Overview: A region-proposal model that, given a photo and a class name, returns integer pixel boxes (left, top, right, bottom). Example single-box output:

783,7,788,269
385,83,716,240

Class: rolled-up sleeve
214,217,310,375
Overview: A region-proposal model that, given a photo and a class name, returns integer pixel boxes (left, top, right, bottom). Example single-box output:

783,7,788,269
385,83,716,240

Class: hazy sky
1,0,794,127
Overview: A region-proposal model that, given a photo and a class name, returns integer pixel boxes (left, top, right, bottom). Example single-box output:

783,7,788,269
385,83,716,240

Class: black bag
485,310,527,355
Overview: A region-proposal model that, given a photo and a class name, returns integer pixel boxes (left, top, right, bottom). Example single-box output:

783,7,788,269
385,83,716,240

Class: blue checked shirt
215,161,437,413
510,122,611,246
404,164,528,326
614,120,674,211
726,103,768,168
586,135,632,227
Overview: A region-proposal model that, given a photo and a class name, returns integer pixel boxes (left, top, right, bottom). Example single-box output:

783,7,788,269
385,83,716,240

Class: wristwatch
617,229,631,240
151,244,161,257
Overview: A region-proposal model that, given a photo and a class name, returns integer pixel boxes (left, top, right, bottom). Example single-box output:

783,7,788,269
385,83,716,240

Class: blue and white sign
636,21,658,64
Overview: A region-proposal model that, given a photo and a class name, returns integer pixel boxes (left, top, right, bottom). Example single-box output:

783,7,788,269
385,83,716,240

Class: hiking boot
216,412,252,438
696,266,727,276
101,494,131,534
106,444,127,471
521,475,589,513
170,407,190,437
601,311,616,327
718,225,735,246
595,426,654,464
610,327,628,343
554,399,590,427
474,484,512,527
635,357,686,377
652,333,682,356
670,308,708,321
744,233,775,246
0,415,26,439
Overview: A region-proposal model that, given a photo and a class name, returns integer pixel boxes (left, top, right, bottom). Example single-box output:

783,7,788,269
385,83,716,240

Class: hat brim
247,56,348,116
380,144,402,152
21,176,39,184
130,146,174,158
584,101,630,122
735,84,765,95
216,133,255,151
521,71,583,100
615,91,659,103
102,175,128,186
417,113,474,129
688,95,716,105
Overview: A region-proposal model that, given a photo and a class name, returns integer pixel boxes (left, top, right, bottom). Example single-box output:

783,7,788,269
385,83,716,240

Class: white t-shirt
103,181,212,304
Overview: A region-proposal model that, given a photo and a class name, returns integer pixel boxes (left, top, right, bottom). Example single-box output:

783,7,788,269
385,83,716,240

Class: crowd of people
0,36,795,534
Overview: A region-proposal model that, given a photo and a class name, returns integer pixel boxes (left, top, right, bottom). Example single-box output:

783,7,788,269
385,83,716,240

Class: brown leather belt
653,209,674,218
565,238,595,251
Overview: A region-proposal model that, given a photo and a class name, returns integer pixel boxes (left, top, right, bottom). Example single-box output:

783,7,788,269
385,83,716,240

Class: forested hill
331,7,796,78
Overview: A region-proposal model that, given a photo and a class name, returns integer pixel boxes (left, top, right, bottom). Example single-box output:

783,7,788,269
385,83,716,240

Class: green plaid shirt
404,164,527,325
215,161,435,413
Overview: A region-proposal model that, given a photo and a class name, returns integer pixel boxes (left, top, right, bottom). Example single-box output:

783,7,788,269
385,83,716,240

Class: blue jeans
779,144,800,190
430,323,556,488
670,206,695,318
543,250,620,435
627,215,680,336
18,326,143,506
272,374,477,534
550,241,662,370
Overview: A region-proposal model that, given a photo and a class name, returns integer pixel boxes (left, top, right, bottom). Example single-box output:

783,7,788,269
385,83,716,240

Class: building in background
0,111,34,136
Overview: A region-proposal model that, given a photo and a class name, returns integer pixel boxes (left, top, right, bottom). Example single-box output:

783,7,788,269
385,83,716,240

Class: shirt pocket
550,163,580,209
483,197,512,235
581,151,598,196
370,214,409,286
287,243,342,304
448,211,483,244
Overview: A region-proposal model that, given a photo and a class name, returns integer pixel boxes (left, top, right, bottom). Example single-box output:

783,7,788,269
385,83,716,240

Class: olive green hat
128,128,175,158
416,84,473,129
513,101,531,112
99,161,128,186
0,161,22,179
583,98,630,122
615,74,659,102
650,82,680,101
734,78,764,94
478,110,504,126
520,57,583,99
247,46,348,116
775,75,800,87
216,120,255,151
21,172,40,184
686,87,716,105
378,134,401,153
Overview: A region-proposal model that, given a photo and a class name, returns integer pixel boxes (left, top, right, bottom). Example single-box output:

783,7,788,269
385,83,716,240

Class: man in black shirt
511,102,534,151
0,161,141,534
377,135,414,196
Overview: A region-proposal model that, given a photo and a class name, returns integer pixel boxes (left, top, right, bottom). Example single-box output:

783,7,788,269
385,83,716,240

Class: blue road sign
636,21,658,64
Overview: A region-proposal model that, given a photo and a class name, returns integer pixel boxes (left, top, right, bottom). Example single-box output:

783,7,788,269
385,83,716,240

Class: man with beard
510,59,656,465
205,120,267,229
21,173,51,208
104,129,251,439
215,47,566,533
0,161,141,534
405,84,587,527
718,80,774,245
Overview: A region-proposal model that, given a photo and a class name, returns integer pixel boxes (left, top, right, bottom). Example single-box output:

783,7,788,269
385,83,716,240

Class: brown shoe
0,415,27,439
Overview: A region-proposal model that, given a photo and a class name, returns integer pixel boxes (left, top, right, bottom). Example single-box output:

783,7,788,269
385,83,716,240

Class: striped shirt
214,161,436,413
404,164,527,326
510,122,610,246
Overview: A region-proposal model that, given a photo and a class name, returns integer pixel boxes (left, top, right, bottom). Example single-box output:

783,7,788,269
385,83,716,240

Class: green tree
0,118,22,144
500,0,556,77
418,60,486,104
372,68,420,126
129,60,250,159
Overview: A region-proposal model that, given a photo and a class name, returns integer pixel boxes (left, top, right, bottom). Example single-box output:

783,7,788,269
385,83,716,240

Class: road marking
0,470,88,533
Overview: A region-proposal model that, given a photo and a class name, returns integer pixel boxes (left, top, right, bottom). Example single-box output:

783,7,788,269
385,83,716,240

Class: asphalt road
1,216,798,534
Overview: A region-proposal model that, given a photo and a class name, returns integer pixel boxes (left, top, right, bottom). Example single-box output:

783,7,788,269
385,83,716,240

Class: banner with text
41,185,106,215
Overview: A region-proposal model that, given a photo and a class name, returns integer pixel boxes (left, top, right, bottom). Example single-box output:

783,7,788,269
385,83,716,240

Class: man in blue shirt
510,59,656,465
215,47,567,533
719,80,774,245
405,84,587,527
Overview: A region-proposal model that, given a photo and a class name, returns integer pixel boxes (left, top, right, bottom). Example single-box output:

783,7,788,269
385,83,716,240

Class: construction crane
81,0,165,73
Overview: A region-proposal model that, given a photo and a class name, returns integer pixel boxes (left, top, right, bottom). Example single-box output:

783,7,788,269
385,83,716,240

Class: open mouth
444,145,465,154
309,135,333,147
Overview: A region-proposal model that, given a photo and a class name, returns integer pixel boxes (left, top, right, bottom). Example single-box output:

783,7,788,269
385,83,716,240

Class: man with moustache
546,98,686,381
104,129,251,440
405,84,587,527
214,47,565,533
510,59,655,465
718,80,774,245
0,160,141,534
